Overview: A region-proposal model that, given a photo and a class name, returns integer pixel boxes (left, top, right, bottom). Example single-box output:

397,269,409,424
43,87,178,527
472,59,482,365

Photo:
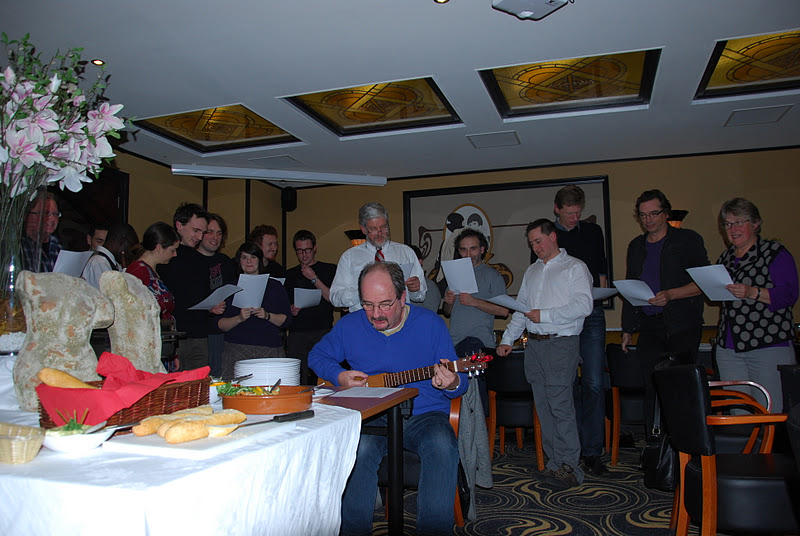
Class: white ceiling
4,0,800,187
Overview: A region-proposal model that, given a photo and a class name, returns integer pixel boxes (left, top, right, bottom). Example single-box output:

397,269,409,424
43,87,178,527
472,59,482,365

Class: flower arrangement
0,33,126,334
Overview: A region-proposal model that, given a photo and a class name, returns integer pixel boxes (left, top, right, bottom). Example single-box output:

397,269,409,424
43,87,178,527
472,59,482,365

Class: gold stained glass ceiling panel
481,50,660,117
135,104,297,153
696,30,800,98
287,78,460,136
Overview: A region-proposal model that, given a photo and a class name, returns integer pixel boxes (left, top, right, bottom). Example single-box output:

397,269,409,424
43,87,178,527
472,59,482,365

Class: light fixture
492,0,568,20
434,0,450,3
667,210,688,228
345,230,366,247
91,59,105,66
171,164,387,187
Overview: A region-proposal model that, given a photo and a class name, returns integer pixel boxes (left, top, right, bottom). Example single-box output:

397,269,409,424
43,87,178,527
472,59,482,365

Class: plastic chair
485,350,544,470
653,364,798,536
604,344,646,466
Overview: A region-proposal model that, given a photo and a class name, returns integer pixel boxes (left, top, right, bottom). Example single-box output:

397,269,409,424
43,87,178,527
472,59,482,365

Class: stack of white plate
234,358,301,386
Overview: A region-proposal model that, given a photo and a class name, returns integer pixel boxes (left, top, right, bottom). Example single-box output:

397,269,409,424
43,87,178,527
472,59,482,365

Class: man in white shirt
497,219,593,490
330,202,426,312
81,223,139,289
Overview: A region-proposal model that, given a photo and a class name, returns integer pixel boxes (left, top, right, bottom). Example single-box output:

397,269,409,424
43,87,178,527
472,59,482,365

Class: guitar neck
380,361,456,388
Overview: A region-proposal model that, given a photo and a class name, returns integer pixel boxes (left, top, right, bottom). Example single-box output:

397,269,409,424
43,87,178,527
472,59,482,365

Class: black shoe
544,463,580,490
582,455,610,477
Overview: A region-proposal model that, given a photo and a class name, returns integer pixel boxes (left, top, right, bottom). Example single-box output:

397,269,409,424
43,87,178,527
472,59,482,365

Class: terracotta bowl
221,385,312,415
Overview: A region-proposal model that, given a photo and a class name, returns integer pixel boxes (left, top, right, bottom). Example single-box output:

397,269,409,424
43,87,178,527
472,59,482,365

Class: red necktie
375,248,385,262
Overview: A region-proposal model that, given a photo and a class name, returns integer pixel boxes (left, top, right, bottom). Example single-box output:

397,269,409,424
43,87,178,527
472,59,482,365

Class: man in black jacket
621,189,709,432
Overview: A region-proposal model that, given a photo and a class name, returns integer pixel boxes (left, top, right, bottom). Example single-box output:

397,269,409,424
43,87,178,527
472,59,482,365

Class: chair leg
533,405,544,471
611,387,621,466
700,455,717,536
453,487,464,527
499,426,506,456
674,452,690,536
488,391,496,460
515,427,524,448
605,416,611,454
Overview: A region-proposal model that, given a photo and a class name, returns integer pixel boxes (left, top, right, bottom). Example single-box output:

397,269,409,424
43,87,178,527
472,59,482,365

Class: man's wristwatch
310,278,317,285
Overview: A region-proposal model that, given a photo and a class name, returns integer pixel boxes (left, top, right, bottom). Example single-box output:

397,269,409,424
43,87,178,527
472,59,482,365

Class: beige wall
116,147,800,329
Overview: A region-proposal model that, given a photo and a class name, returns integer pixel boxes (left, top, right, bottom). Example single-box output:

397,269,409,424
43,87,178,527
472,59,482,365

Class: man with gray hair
330,202,426,312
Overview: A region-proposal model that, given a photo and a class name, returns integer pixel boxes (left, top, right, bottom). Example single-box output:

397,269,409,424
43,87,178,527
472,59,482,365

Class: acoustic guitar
351,353,493,388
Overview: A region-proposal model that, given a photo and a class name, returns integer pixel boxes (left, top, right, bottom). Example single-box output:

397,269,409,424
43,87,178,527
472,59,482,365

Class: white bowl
43,429,114,453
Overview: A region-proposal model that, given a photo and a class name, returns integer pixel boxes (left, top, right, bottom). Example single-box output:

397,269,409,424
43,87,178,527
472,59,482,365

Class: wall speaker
281,187,297,212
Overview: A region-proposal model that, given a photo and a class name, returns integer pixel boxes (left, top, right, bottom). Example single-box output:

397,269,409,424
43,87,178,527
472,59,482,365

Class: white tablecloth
0,403,361,536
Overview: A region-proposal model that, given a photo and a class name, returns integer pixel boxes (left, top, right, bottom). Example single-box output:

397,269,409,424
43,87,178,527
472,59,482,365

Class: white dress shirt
81,245,121,290
330,240,427,312
501,248,593,344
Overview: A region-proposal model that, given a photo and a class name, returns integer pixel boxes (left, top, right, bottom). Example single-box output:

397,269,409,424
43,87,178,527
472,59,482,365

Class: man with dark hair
159,202,215,371
86,223,109,251
621,189,709,433
497,219,593,490
249,224,285,277
22,191,62,272
310,261,467,535
81,223,139,289
284,229,337,384
330,202,426,312
443,229,508,357
548,184,611,477
197,213,237,377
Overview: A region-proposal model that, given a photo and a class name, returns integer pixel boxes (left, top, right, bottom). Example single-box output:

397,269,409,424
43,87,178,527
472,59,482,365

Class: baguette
37,367,98,389
165,420,209,444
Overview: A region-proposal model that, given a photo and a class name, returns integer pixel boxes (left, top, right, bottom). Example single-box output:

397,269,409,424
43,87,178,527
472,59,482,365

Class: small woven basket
38,377,211,433
0,422,45,464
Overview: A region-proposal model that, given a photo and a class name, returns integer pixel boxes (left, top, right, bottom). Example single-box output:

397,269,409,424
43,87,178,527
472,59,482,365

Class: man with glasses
330,202,426,312
310,261,467,535
284,229,336,384
22,191,62,272
620,189,709,434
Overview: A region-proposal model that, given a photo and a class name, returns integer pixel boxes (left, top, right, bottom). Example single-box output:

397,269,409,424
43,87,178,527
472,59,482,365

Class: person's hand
496,344,512,357
210,301,226,315
621,332,632,353
406,276,421,292
432,359,458,390
301,264,316,281
524,309,541,323
725,283,754,300
444,290,457,305
290,305,301,316
252,307,267,320
338,370,368,388
238,307,254,321
458,293,477,307
648,289,672,307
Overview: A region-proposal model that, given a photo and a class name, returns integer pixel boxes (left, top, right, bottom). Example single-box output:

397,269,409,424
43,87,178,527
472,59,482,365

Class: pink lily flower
87,102,124,135
5,128,45,168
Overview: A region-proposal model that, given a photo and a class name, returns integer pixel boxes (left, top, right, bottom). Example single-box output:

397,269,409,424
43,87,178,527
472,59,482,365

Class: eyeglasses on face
722,219,751,230
28,211,61,219
360,298,397,312
637,209,664,220
295,248,314,254
365,225,389,235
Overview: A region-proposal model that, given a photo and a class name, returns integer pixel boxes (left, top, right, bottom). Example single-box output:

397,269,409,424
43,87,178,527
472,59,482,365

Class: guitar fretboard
383,361,456,388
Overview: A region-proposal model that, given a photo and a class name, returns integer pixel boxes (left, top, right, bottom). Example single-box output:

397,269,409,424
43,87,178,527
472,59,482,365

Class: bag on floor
641,398,677,491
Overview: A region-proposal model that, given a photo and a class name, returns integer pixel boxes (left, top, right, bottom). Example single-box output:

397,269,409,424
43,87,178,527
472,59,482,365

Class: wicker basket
38,377,211,432
0,422,45,464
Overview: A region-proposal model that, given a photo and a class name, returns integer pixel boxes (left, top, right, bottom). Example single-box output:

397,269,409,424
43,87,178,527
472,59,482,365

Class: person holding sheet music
714,197,798,411
218,242,292,381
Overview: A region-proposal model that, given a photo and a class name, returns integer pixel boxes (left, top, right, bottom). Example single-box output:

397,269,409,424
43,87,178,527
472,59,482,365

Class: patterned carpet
369,433,708,535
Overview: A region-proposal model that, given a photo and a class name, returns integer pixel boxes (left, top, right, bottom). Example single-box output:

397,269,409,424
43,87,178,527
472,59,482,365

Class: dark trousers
637,314,701,434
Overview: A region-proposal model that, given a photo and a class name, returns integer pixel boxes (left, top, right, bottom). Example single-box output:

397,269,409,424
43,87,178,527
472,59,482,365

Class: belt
528,333,560,341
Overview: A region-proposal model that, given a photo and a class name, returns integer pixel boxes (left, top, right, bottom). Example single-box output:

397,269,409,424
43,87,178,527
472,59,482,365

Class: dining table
0,401,361,536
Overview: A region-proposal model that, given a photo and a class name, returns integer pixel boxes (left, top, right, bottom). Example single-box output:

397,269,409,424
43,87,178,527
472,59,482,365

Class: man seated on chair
309,261,468,536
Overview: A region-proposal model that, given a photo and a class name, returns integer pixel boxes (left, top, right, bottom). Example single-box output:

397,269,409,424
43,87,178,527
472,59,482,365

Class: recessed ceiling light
91,59,105,66
434,0,450,4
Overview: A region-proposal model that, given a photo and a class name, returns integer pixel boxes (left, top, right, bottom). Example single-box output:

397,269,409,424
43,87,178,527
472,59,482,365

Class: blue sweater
309,305,467,416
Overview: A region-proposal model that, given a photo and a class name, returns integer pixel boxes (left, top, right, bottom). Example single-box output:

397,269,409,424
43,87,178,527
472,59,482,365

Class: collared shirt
500,248,593,344
330,240,427,312
81,245,120,289
21,234,62,273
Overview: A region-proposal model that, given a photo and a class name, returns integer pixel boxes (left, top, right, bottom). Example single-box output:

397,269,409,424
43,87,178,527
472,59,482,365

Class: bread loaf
37,367,98,389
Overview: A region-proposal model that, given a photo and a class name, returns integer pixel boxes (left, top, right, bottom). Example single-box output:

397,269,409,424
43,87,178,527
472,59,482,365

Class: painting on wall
402,176,611,299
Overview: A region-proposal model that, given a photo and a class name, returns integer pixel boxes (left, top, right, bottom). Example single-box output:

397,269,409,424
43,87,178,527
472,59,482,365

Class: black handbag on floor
641,397,677,491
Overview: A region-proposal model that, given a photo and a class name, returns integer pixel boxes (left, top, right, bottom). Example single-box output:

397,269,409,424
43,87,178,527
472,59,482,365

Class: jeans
341,411,458,536
207,333,224,378
573,305,607,457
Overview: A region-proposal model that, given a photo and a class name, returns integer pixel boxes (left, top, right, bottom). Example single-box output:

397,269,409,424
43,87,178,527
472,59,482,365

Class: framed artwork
403,175,612,299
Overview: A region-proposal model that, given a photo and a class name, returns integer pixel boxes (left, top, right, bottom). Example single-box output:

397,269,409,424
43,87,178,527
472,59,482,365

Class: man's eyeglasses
361,298,397,312
637,209,664,220
722,219,751,230
295,248,314,254
28,211,61,219
365,225,389,235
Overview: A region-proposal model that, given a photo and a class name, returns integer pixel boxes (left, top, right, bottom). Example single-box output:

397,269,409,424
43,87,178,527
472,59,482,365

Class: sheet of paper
613,279,655,307
273,277,285,286
687,265,736,301
55,250,93,277
400,262,415,281
294,288,322,308
327,386,402,399
232,274,270,309
487,294,528,313
189,284,242,310
441,258,478,294
592,287,619,300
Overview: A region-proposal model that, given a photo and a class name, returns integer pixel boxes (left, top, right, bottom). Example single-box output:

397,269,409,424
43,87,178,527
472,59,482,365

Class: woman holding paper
126,222,179,321
715,197,798,410
218,242,292,380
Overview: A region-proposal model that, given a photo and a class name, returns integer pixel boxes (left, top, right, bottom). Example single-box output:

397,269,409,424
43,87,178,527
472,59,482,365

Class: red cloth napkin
35,352,210,426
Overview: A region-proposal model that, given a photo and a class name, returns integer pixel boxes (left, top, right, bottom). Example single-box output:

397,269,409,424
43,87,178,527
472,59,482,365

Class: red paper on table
35,352,210,426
